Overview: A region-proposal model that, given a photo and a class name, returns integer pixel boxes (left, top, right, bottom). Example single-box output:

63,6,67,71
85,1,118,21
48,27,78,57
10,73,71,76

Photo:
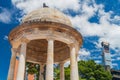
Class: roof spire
43,3,49,8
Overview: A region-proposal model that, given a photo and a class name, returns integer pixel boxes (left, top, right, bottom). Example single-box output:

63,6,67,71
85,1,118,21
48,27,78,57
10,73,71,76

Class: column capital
40,63,45,66
21,37,30,43
11,48,18,53
59,61,65,65
46,38,54,41
68,43,76,49
68,43,80,54
16,40,27,80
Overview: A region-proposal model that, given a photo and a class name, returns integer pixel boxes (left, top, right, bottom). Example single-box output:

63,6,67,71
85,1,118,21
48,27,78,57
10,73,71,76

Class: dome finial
43,3,49,8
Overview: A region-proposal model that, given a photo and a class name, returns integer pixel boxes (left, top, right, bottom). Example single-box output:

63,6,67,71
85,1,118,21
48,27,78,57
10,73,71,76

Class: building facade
111,69,120,80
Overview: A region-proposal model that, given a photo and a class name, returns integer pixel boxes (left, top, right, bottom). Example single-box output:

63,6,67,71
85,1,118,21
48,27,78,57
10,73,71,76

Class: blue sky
0,0,120,79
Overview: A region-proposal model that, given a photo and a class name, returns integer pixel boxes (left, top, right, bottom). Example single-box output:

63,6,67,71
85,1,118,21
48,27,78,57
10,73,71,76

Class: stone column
16,42,27,80
7,48,17,80
60,62,64,80
46,39,54,80
69,44,79,80
39,64,45,80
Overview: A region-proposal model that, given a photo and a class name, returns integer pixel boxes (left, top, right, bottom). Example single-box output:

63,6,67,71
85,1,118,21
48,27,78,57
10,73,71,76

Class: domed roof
22,8,72,27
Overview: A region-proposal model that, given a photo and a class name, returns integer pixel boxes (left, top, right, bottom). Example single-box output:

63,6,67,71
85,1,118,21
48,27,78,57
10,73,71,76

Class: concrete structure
111,70,120,80
7,6,83,80
101,42,112,70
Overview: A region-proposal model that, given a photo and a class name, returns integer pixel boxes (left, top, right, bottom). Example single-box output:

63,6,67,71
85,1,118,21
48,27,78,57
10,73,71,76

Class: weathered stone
60,62,65,80
7,48,17,80
16,42,27,80
8,7,83,80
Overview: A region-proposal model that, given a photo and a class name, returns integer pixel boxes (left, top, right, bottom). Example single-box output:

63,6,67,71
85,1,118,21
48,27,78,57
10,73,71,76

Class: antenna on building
43,3,49,8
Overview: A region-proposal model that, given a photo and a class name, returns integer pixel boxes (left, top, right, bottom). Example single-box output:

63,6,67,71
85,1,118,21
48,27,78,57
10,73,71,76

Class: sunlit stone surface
8,6,83,80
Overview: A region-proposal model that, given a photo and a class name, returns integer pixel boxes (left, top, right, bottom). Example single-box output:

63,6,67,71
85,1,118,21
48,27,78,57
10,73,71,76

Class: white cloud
64,61,70,67
112,63,118,67
69,1,120,51
117,57,120,60
111,58,116,61
111,53,118,58
111,54,116,58
78,48,90,56
112,63,119,69
3,35,8,40
12,0,80,14
78,48,91,60
114,16,120,21
11,0,120,54
95,60,101,64
98,27,120,50
0,7,11,23
92,55,102,60
110,15,120,25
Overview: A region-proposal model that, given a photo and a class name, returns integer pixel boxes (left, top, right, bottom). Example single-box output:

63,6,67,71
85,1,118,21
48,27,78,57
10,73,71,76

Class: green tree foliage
78,60,112,80
54,60,112,80
26,62,40,80
54,66,60,80
54,65,70,80
64,66,70,80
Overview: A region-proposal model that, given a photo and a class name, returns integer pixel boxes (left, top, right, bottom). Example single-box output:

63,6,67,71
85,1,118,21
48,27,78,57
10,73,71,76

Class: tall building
101,42,112,70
